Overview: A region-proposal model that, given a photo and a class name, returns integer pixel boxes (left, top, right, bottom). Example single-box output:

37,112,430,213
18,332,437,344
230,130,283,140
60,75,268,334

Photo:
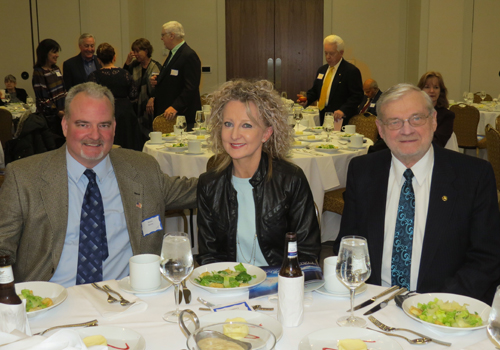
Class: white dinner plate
193,310,283,341
293,131,313,137
402,293,490,334
193,127,208,134
118,276,172,294
147,140,165,145
310,127,324,133
298,327,403,350
186,134,209,140
298,136,326,142
291,141,311,149
189,262,267,294
165,143,188,152
78,326,146,350
162,135,178,141
183,150,205,155
314,283,367,297
15,281,68,318
311,145,340,153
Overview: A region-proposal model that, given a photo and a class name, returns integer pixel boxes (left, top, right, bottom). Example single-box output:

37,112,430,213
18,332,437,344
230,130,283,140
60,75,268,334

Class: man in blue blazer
63,33,101,91
357,79,382,115
301,35,363,125
336,83,500,304
151,21,201,129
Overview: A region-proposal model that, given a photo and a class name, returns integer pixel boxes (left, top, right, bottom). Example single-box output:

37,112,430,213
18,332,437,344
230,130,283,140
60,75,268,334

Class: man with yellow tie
299,35,363,125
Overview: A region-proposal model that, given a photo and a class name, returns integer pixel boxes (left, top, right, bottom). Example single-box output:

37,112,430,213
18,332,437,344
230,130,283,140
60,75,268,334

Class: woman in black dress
89,43,140,150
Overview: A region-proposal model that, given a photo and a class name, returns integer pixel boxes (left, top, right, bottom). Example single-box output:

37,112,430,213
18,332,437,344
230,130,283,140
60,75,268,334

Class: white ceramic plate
78,326,146,350
147,140,165,145
298,327,403,350
291,141,311,149
193,128,208,134
310,127,324,134
15,281,68,318
194,310,283,341
402,293,490,334
162,135,178,141
299,136,326,142
189,262,266,293
165,143,188,152
314,283,367,297
312,145,340,153
293,131,313,137
348,145,367,150
186,134,209,140
118,276,172,294
183,150,205,155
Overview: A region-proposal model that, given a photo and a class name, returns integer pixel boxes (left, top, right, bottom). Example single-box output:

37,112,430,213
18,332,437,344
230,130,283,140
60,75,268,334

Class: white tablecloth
478,110,499,135
24,282,492,350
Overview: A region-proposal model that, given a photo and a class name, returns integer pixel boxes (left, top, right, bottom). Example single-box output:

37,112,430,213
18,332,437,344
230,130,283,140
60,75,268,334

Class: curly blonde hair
206,79,294,173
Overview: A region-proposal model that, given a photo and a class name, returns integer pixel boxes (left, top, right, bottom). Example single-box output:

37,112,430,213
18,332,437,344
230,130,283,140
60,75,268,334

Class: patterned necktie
318,67,335,110
360,98,371,114
391,169,415,290
76,169,108,285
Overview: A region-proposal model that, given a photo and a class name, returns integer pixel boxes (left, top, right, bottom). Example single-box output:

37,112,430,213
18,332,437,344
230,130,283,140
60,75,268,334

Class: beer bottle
0,256,22,305
277,232,304,327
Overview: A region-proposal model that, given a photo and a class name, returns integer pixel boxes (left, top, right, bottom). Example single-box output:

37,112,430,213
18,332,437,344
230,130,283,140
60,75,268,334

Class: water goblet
281,91,288,99
4,93,11,104
488,285,500,347
160,232,194,323
293,107,303,132
323,119,334,142
195,111,204,129
480,91,487,102
336,236,371,327
176,115,187,143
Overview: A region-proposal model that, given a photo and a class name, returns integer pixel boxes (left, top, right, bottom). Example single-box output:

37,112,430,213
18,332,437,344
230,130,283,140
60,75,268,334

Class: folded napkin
78,280,147,320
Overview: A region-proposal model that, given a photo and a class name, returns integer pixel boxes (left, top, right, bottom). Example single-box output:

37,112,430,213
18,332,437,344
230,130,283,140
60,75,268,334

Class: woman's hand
125,51,135,65
146,97,155,115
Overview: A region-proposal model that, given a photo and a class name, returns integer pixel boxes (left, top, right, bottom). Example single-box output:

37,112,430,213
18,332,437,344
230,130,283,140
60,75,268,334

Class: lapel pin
136,202,142,208
442,196,448,201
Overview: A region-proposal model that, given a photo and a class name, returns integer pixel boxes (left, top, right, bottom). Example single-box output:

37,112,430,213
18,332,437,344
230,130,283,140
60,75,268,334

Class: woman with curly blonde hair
196,79,321,267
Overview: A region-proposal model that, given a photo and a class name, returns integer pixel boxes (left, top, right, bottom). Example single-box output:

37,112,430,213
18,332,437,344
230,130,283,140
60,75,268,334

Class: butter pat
307,135,316,139
294,141,302,145
338,339,367,350
83,335,107,347
295,131,303,135
223,317,249,340
197,135,205,139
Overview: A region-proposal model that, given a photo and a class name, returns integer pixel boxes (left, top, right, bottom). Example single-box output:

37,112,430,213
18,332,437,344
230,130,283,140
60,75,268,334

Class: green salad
195,263,256,288
410,298,483,328
171,143,186,147
316,144,338,149
18,289,53,312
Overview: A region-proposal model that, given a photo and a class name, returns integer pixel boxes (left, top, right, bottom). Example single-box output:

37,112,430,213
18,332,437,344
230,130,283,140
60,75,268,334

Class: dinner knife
181,280,192,304
363,287,407,316
347,285,399,312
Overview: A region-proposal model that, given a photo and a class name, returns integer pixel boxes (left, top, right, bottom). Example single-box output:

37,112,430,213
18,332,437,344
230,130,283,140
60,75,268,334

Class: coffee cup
149,131,162,143
342,125,356,134
129,254,161,291
351,133,364,147
188,140,202,153
323,256,349,293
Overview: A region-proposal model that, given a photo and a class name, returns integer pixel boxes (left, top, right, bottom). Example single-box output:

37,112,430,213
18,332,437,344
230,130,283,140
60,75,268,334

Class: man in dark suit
336,83,500,304
300,35,363,125
62,33,101,91
357,78,382,115
151,21,201,130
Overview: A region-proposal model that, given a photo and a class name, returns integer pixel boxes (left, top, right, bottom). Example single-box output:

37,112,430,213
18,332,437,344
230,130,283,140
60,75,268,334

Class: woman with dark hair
32,39,67,147
124,38,162,145
417,71,455,147
196,79,321,266
89,43,140,150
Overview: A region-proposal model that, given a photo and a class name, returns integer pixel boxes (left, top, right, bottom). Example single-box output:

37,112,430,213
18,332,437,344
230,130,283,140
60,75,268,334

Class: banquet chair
348,113,378,143
0,109,13,150
152,115,176,134
473,93,492,103
496,115,500,131
485,125,500,208
450,104,480,153
322,188,346,216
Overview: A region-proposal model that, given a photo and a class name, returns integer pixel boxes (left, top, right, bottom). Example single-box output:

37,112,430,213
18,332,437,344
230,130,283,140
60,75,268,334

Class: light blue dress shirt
50,150,133,287
232,176,267,267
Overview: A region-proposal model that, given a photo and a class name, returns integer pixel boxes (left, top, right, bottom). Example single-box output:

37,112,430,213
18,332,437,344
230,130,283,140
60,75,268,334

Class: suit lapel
158,43,186,84
329,59,346,98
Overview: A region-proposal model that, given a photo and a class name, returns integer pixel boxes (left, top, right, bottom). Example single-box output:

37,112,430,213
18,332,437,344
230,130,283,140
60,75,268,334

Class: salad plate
291,141,311,149
15,282,68,318
298,136,326,142
402,293,490,333
311,144,340,153
78,326,146,350
165,143,188,152
189,262,266,294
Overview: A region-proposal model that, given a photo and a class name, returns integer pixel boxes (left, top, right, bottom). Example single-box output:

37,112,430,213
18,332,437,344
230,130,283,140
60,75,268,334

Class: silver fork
91,282,118,303
368,316,451,346
367,327,431,345
103,285,135,306
34,319,98,336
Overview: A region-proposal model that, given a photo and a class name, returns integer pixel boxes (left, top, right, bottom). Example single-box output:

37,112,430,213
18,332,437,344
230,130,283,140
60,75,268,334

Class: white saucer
348,145,366,149
314,283,367,297
118,276,172,294
184,150,205,155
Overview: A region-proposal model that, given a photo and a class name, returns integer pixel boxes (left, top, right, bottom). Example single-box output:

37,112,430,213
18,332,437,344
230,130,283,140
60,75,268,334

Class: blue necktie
76,169,108,285
391,169,415,290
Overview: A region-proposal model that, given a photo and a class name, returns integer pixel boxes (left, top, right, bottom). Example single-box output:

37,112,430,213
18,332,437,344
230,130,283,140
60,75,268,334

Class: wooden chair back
0,109,13,149
450,104,480,149
348,113,378,143
496,115,500,132
473,93,493,103
152,116,176,134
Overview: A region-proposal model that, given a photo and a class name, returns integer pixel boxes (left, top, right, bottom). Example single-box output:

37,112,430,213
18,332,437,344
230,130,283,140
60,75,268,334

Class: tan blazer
0,146,197,282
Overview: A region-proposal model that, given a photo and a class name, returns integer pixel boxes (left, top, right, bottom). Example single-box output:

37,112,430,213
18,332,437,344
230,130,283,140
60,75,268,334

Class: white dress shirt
381,146,434,290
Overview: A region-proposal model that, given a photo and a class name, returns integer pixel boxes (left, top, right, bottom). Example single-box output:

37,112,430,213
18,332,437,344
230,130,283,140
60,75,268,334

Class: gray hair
376,83,434,120
65,82,115,120
162,21,185,39
323,35,345,52
78,33,95,45
4,74,16,83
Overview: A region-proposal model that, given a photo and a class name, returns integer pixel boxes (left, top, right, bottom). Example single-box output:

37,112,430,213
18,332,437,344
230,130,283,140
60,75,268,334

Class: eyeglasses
161,33,169,38
380,114,430,130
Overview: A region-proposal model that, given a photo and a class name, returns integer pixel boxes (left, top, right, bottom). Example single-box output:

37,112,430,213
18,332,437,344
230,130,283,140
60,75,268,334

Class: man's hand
333,110,345,121
296,94,307,107
125,51,135,66
146,98,155,115
150,74,158,87
164,107,178,120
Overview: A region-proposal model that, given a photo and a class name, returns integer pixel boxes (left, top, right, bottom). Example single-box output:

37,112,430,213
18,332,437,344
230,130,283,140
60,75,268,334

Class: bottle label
287,241,298,258
0,266,14,284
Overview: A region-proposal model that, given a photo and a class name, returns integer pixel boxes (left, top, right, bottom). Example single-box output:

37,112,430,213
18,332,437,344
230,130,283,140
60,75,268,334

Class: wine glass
160,232,194,323
336,236,371,327
467,92,474,104
195,111,204,129
323,118,334,142
4,93,11,104
480,91,487,102
293,107,303,132
281,91,288,99
26,97,35,112
288,114,296,130
463,91,469,101
487,285,500,347
176,115,187,143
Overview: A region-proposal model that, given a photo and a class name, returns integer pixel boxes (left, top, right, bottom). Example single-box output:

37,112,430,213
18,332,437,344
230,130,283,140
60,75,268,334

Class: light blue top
232,176,268,267
50,150,133,287
167,41,185,66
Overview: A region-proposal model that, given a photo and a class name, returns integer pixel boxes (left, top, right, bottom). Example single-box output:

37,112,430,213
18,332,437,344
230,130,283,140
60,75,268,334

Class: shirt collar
329,57,343,71
391,145,434,187
170,41,185,55
66,147,112,183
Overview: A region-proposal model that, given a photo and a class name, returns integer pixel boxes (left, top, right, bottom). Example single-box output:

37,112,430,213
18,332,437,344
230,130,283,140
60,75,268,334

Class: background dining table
25,281,493,349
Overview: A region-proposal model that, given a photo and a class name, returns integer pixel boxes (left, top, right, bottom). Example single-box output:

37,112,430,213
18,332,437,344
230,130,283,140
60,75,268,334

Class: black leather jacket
196,153,321,266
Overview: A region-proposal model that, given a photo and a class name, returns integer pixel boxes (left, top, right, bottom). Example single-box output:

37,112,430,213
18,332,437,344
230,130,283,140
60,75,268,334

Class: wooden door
226,0,323,99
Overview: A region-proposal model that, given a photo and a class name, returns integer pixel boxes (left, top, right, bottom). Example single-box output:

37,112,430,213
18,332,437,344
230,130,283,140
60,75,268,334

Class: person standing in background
63,33,101,91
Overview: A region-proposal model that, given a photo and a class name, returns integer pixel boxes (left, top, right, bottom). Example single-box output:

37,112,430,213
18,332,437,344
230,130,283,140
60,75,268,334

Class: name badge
55,71,62,77
170,69,179,76
370,103,376,108
317,73,324,80
141,215,163,237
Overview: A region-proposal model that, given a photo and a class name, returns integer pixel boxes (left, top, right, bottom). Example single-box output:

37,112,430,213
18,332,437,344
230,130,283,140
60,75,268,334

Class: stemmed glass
336,236,371,327
4,93,11,104
281,91,288,99
467,92,474,104
323,115,334,142
487,286,500,347
160,231,194,323
293,107,303,132
26,97,35,112
176,115,187,144
195,111,205,129
480,91,487,102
